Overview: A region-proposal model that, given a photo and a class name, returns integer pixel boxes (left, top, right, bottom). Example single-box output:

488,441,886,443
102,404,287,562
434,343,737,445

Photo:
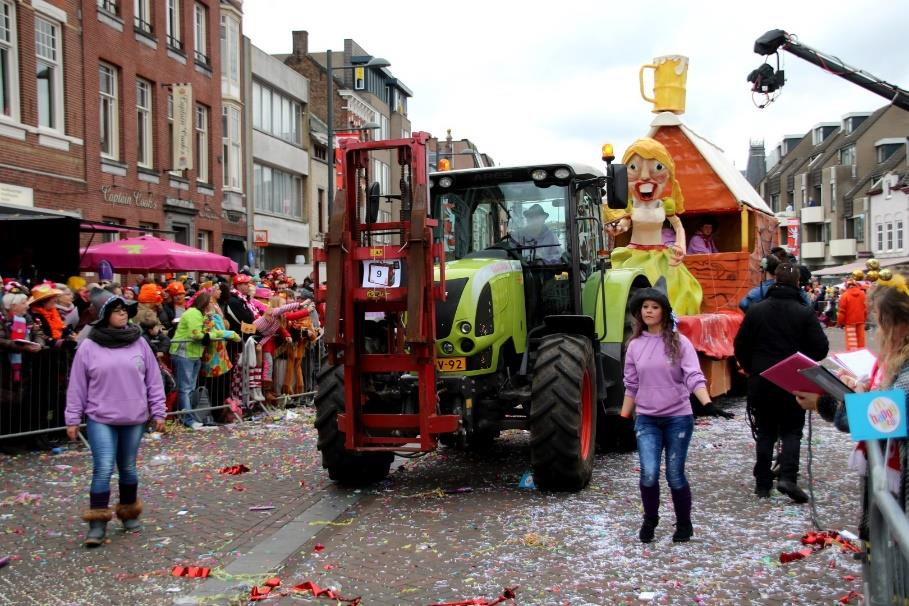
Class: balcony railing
97,0,117,15
167,35,184,52
801,205,826,224
194,51,210,67
802,241,826,259
830,239,857,258
134,17,153,36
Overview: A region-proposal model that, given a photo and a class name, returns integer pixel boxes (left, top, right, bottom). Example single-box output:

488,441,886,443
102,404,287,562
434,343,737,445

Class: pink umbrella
80,235,238,274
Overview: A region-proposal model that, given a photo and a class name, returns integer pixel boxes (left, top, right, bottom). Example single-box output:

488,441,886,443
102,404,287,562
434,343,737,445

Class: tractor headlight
531,169,547,181
441,341,455,354
439,176,454,188
458,321,472,334
554,167,571,179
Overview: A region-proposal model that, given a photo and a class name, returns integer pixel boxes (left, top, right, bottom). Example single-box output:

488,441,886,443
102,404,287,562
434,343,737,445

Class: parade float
610,55,780,396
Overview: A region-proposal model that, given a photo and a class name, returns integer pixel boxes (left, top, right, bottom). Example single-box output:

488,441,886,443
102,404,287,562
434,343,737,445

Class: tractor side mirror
367,181,381,223
605,163,628,209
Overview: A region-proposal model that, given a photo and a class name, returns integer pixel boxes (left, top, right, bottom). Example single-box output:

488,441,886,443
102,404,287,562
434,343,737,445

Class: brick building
0,0,87,214
0,0,250,275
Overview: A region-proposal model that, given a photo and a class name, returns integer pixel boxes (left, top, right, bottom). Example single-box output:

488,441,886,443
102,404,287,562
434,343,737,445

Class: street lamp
325,51,391,217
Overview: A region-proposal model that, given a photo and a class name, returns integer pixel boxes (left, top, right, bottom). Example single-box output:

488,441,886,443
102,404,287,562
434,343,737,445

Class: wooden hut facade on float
648,112,780,314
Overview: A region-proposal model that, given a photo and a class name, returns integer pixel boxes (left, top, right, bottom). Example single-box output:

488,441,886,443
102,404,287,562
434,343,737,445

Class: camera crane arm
748,29,909,112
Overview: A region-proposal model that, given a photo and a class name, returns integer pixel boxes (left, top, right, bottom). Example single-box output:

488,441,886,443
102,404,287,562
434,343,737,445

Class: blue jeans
635,414,694,490
86,419,145,493
172,355,201,426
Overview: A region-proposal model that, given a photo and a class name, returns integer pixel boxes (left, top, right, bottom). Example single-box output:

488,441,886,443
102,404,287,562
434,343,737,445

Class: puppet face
626,154,670,203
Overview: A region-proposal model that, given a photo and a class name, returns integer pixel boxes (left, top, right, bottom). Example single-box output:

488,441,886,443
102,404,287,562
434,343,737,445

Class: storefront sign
787,217,800,251
0,183,34,207
254,229,269,247
101,186,158,209
172,84,193,171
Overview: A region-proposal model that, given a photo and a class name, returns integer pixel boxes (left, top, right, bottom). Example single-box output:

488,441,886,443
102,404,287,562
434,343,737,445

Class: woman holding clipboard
794,275,909,541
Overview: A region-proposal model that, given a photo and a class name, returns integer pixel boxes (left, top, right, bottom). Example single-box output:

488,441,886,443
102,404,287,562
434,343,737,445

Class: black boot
671,486,693,543
115,483,142,533
82,491,112,548
776,479,809,504
639,484,660,543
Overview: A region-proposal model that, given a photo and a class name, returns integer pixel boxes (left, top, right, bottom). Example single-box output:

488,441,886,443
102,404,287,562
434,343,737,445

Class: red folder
759,352,825,395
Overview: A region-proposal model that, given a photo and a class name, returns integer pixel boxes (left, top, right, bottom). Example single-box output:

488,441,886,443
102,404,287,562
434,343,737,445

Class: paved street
0,330,869,605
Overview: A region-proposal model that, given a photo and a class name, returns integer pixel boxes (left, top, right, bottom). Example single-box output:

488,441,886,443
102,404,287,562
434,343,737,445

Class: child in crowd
3,282,32,381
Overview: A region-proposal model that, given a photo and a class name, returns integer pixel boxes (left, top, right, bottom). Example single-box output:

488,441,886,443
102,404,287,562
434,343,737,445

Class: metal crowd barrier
865,439,909,604
0,335,323,445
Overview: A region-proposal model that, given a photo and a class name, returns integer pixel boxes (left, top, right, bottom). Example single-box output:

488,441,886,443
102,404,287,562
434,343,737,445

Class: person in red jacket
837,279,868,350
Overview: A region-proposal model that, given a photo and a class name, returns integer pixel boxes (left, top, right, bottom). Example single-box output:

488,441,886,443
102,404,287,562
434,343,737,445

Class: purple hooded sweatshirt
65,337,166,426
623,331,706,417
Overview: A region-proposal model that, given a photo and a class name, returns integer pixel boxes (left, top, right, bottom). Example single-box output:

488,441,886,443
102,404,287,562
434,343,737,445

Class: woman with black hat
65,296,166,547
620,286,730,544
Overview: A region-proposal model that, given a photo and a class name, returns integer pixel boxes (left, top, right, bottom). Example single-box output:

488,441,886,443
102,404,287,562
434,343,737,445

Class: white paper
361,260,402,288
832,349,877,381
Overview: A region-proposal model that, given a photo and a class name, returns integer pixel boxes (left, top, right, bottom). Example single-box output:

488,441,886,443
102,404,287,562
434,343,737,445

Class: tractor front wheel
529,334,597,491
314,365,393,486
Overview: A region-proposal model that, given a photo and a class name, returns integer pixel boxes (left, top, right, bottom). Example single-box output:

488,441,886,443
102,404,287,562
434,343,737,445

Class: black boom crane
747,28,909,111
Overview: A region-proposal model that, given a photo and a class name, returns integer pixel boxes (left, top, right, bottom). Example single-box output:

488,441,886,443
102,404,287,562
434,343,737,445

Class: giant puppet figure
606,138,703,315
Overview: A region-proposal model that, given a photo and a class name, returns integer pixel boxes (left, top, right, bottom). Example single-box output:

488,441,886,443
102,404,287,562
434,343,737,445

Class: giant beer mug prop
639,55,689,114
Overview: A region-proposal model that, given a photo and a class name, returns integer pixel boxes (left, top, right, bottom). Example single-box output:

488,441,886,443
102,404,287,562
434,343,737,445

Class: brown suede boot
82,508,113,547
115,500,143,533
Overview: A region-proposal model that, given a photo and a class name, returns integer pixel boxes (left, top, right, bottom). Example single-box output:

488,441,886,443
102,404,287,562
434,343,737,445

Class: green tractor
423,161,649,490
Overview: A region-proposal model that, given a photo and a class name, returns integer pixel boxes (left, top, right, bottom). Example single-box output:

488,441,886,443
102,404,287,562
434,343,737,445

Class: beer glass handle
639,64,657,104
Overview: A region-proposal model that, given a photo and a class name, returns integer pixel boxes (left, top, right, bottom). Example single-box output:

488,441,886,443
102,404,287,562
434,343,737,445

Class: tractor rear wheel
529,334,597,492
314,365,393,485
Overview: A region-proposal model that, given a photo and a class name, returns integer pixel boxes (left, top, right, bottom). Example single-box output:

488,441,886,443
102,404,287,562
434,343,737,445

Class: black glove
705,405,734,419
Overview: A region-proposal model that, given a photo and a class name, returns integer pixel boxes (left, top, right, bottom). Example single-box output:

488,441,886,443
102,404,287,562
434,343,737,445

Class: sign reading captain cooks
172,84,193,171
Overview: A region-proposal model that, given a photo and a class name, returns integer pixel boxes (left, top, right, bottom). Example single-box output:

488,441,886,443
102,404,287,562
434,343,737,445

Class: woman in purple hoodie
66,296,165,547
620,287,730,544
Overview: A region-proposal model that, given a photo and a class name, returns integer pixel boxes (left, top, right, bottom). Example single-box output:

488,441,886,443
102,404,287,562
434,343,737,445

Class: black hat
523,203,549,219
629,287,672,317
91,295,138,326
699,215,719,229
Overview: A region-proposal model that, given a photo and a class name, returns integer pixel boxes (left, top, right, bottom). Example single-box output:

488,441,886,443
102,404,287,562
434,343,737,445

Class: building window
193,2,208,66
136,79,153,168
853,215,864,243
35,17,63,130
101,217,124,243
166,0,181,50
887,222,894,251
877,223,884,252
197,229,211,252
251,81,301,145
195,104,209,183
222,103,241,190
166,93,181,176
830,180,836,213
253,163,303,218
0,1,18,120
839,145,855,166
99,63,119,159
877,143,902,164
379,114,388,140
134,0,152,35
770,193,780,213
313,143,327,161
899,220,905,251
139,221,156,236
219,12,240,98
373,159,389,195
97,0,118,15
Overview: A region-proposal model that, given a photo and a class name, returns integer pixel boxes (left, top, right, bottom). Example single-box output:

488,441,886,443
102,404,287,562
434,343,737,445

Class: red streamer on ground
428,586,519,606
779,531,861,564
170,565,210,578
219,464,250,475
290,581,361,605
838,590,862,604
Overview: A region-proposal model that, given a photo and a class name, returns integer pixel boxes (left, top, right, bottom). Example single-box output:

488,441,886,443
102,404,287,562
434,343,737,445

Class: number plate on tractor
436,357,466,372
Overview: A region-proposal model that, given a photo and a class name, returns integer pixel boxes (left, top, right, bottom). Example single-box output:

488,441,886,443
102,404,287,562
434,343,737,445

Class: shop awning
812,256,909,276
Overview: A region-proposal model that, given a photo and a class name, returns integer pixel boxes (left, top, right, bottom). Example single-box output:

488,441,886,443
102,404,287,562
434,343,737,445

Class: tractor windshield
433,181,568,263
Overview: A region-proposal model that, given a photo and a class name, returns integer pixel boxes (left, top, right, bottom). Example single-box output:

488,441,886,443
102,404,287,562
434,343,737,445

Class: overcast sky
244,0,909,171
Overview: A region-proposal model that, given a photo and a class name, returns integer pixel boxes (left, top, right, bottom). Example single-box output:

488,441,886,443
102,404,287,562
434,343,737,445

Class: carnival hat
233,274,252,286
91,295,138,326
629,279,672,318
138,283,164,305
26,284,62,307
165,281,186,296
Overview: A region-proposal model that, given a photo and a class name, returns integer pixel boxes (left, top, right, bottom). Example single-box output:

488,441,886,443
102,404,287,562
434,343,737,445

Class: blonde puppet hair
622,138,685,216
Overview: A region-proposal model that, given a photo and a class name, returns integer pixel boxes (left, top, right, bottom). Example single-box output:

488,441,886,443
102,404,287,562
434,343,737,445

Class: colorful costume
837,282,867,351
609,138,703,316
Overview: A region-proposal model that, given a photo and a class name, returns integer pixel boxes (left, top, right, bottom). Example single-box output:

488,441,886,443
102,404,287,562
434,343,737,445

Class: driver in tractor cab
518,203,562,264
